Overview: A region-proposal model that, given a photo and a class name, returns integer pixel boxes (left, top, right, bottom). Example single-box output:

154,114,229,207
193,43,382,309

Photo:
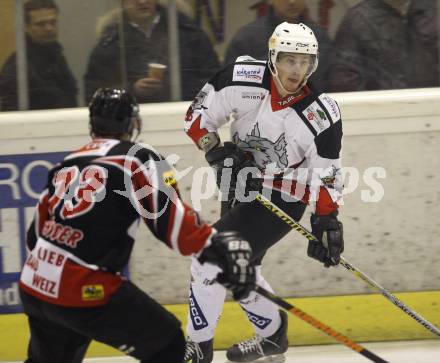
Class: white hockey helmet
268,22,319,82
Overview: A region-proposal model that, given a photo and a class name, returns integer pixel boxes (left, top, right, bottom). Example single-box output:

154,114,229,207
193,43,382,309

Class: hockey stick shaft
255,193,440,337
338,257,440,336
255,285,388,363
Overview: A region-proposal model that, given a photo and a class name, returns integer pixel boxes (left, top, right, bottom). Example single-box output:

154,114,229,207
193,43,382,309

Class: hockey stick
255,193,440,337
255,285,388,363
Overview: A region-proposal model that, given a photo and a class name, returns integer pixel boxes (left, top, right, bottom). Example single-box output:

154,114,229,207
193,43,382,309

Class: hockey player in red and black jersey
183,23,344,362
18,88,256,363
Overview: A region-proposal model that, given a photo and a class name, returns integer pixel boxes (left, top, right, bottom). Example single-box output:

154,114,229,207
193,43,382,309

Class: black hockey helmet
89,88,141,136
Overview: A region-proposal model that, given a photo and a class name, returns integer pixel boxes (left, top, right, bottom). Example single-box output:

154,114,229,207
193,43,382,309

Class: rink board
1,88,440,360
0,290,439,361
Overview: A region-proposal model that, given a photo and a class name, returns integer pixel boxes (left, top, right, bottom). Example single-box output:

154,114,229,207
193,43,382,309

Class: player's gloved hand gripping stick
205,142,262,208
205,237,388,362
198,231,256,301
255,193,440,338
308,211,344,267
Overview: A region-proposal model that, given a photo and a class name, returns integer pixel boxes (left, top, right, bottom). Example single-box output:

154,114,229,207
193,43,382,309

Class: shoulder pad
231,62,267,85
123,141,163,163
318,94,341,123
300,93,341,136
209,61,269,91
235,55,266,64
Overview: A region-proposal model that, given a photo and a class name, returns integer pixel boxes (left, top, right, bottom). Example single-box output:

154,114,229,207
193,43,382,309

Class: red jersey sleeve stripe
186,115,209,146
96,155,212,255
176,202,213,256
315,187,339,215
96,156,155,217
271,180,338,215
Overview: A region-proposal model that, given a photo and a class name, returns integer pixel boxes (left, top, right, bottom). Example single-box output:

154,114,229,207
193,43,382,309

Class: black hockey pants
215,190,307,265
20,281,185,363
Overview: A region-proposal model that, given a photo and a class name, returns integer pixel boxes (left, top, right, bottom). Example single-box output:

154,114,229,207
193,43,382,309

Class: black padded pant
215,191,307,265
21,281,184,363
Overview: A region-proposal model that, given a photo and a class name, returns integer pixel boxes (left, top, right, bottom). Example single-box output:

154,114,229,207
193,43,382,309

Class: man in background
327,0,439,92
0,0,77,111
84,0,219,103
224,0,332,91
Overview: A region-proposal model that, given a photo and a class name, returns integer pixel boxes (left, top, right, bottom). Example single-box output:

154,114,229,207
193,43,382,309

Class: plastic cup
148,63,167,80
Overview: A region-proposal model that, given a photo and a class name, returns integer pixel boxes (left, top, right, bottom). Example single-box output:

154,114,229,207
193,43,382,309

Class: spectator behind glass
0,0,78,111
327,0,439,92
223,0,333,91
84,0,220,104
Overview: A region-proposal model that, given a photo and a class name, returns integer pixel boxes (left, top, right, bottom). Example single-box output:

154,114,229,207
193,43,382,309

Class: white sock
239,266,281,338
186,257,226,342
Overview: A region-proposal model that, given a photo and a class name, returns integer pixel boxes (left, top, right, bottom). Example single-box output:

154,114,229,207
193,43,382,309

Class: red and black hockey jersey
20,139,213,306
185,57,343,215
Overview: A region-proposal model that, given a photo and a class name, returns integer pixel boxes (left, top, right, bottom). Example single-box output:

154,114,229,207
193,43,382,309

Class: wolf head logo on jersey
233,123,288,172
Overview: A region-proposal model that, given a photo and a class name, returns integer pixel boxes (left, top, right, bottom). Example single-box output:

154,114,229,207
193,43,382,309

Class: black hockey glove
198,231,256,300
205,142,261,207
308,211,344,268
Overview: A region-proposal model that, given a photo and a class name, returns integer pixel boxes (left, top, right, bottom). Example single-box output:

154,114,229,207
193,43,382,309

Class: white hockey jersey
184,58,343,215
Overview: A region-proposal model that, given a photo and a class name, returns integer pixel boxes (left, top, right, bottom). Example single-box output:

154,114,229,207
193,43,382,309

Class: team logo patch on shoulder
303,101,331,133
321,165,341,189
319,94,340,122
191,90,208,111
82,285,104,301
186,90,208,122
232,64,265,83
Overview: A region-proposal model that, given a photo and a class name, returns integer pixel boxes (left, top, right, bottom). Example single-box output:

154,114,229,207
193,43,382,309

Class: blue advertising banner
0,151,67,313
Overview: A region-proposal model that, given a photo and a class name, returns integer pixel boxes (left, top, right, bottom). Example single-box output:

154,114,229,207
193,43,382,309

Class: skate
226,310,288,362
184,337,214,363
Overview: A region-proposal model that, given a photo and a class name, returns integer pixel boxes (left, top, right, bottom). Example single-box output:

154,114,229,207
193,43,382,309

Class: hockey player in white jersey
184,22,344,362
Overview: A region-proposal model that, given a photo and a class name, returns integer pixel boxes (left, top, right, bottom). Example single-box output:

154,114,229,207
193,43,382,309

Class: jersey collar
270,77,311,111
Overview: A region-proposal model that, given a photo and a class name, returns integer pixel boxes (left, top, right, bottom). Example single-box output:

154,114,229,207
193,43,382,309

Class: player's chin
285,80,301,93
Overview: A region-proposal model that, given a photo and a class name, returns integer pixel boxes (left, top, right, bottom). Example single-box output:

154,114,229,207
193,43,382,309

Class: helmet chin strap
131,116,142,142
132,129,140,142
